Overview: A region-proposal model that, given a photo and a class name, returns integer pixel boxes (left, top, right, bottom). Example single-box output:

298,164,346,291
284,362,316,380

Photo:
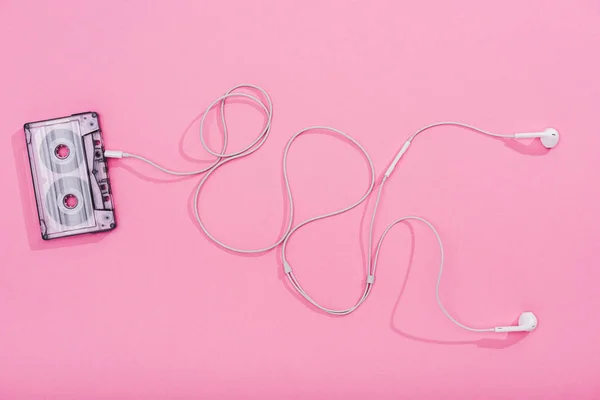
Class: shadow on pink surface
494,135,551,156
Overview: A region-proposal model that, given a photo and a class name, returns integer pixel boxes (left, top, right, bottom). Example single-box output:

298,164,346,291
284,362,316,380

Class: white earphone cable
107,85,514,332
408,121,515,141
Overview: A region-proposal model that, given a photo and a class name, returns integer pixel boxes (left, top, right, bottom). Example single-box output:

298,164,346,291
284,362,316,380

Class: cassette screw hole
54,144,70,160
63,194,78,209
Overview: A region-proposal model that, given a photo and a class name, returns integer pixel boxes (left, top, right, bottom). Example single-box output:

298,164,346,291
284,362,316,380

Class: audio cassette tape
24,112,116,240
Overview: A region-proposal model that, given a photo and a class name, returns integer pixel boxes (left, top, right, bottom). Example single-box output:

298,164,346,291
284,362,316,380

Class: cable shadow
179,96,270,162
178,108,222,164
388,220,528,349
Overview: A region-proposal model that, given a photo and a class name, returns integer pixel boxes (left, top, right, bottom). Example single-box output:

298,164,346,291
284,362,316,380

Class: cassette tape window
24,112,116,240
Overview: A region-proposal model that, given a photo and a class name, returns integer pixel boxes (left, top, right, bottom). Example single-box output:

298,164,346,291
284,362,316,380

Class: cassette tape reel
24,112,116,240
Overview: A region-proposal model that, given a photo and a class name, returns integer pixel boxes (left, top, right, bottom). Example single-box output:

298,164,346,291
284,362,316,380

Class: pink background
1,1,600,398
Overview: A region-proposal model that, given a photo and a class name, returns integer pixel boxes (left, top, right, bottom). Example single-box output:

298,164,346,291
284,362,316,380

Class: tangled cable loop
121,84,515,329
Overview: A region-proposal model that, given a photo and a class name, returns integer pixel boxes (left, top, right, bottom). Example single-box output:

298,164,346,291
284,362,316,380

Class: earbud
494,312,538,333
514,128,559,149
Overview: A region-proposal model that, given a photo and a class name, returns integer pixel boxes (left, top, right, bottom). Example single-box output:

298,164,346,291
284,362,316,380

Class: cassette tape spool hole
54,144,70,160
63,194,78,209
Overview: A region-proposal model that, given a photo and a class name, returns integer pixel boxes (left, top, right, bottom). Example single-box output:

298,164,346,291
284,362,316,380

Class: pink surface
1,1,600,398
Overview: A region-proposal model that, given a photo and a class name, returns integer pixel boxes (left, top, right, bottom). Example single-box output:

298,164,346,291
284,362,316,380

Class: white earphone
494,312,538,333
514,128,559,149
106,84,556,334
